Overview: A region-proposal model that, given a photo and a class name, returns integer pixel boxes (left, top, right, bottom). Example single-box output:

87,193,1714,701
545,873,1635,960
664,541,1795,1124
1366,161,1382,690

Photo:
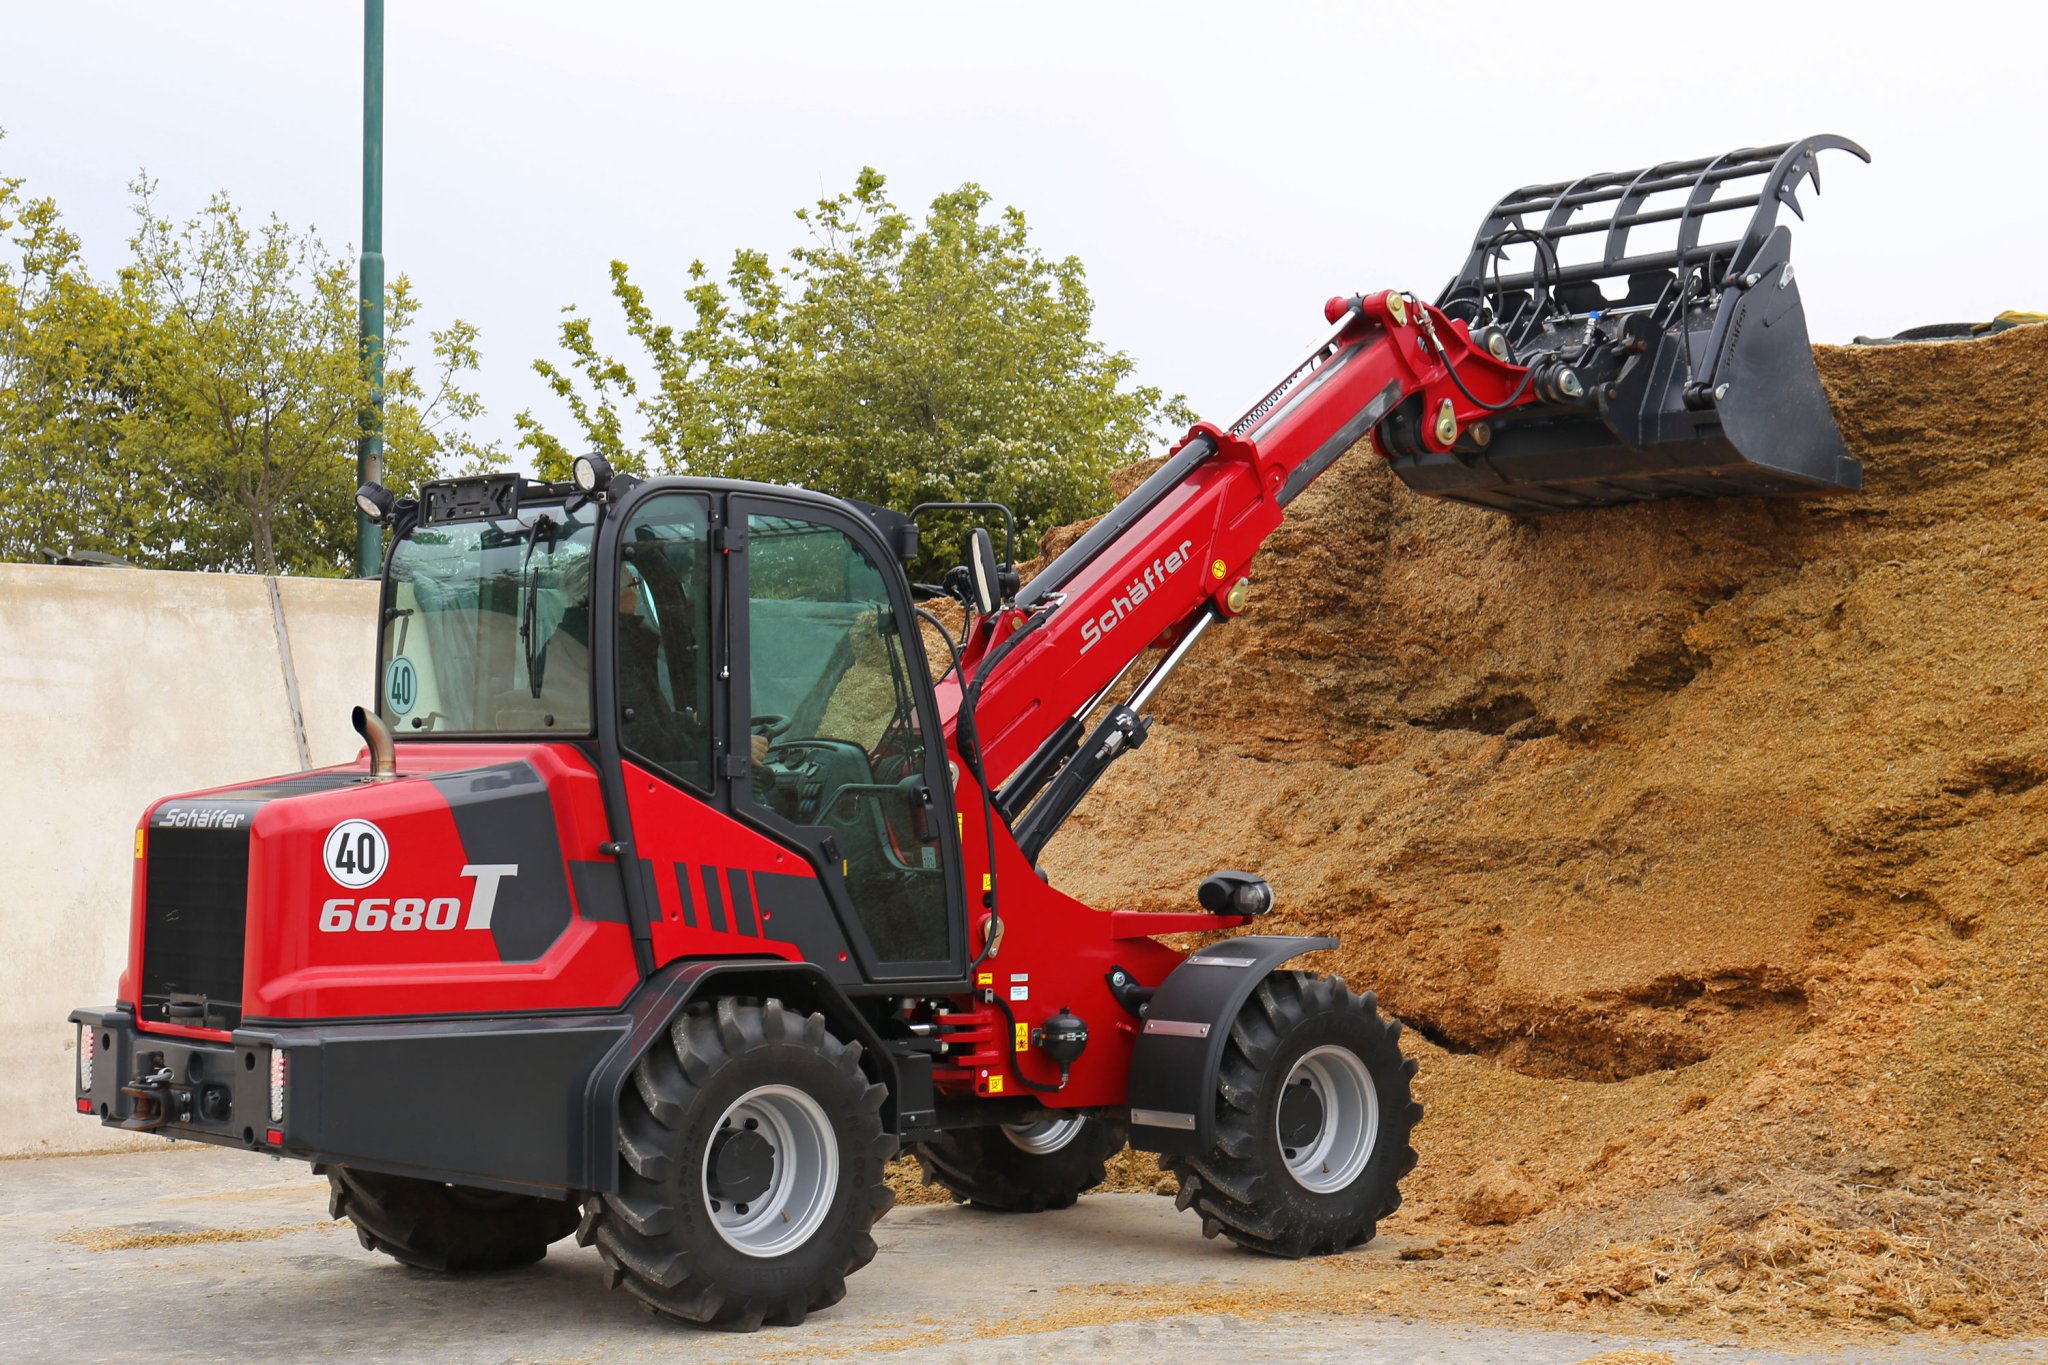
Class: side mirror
968,527,1003,615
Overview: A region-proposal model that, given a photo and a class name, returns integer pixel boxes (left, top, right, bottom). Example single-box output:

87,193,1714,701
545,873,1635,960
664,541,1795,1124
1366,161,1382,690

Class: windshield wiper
518,514,559,699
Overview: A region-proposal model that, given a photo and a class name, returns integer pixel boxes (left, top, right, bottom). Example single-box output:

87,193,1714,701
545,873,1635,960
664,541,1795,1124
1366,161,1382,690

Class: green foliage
0,161,158,564
519,170,1189,563
383,286,497,482
0,141,493,574
125,181,381,575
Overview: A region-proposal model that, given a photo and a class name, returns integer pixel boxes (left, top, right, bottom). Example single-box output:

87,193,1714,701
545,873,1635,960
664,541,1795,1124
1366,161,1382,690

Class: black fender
1124,935,1336,1157
582,958,910,1192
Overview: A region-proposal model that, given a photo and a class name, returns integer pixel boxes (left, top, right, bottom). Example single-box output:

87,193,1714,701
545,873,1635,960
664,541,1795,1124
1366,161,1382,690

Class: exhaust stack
351,705,397,779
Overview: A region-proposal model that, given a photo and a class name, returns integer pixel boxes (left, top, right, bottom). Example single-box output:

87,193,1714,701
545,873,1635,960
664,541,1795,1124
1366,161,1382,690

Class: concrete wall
0,564,378,1154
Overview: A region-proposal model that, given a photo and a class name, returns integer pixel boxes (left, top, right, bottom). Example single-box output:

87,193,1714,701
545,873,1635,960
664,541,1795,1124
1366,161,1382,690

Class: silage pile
1030,325,2048,1337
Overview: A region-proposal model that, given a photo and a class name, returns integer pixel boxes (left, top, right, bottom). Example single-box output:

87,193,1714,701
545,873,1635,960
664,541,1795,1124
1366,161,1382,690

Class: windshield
377,503,598,734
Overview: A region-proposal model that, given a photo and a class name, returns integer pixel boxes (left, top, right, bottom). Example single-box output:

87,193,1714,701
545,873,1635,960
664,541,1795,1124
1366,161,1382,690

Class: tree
0,152,158,563
127,180,493,575
382,281,496,483
0,144,493,574
123,183,372,574
518,170,1189,560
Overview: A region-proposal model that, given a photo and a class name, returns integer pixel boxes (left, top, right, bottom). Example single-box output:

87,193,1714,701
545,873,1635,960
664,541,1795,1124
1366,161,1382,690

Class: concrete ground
4,1148,2045,1364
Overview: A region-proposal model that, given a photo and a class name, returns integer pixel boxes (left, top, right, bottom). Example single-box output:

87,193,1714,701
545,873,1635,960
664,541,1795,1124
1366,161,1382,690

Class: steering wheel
751,713,793,739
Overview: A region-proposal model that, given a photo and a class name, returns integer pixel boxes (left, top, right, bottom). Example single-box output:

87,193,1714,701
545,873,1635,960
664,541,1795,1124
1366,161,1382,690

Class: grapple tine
1391,135,1870,515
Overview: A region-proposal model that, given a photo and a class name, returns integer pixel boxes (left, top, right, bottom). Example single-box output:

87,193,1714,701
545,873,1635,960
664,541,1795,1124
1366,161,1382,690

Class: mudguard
581,958,914,1190
1124,934,1336,1156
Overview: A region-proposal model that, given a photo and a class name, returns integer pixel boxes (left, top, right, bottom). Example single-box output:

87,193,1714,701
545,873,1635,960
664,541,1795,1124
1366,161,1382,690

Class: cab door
728,495,965,982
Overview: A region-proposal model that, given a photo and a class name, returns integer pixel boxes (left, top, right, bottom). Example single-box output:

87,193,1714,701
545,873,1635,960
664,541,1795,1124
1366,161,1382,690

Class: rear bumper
68,1005,630,1198
71,1008,280,1153
68,960,896,1200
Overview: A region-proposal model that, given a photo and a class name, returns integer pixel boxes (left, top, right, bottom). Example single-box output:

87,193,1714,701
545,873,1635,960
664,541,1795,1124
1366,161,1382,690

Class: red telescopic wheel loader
69,137,1865,1329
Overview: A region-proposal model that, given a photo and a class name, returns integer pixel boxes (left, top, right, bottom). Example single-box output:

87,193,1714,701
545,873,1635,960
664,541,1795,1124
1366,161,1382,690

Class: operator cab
366,470,967,984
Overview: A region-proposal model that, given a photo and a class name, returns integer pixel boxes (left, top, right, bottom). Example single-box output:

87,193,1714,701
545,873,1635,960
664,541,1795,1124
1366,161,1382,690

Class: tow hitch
119,1063,179,1131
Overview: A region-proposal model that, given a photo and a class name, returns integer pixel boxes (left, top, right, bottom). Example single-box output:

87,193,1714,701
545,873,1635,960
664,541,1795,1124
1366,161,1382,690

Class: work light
356,482,396,525
572,454,613,494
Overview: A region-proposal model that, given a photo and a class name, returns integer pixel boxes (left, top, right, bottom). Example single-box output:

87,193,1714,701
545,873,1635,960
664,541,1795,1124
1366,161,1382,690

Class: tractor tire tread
326,1167,579,1274
1161,970,1418,1260
585,998,894,1331
912,1118,1127,1213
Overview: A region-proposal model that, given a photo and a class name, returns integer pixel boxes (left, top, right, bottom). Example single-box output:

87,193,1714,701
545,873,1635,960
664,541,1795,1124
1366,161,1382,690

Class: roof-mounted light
356,482,396,525
572,454,614,495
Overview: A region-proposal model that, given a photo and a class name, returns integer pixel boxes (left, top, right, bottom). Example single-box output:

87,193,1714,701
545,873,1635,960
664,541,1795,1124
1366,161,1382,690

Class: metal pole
355,0,385,577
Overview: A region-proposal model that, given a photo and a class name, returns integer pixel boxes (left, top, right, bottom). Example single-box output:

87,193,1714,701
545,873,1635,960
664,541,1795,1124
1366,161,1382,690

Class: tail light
269,1051,287,1123
77,1024,94,1091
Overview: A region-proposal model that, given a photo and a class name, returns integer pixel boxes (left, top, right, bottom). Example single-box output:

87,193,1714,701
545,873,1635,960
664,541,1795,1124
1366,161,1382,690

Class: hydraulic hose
985,988,1067,1094
957,602,1057,972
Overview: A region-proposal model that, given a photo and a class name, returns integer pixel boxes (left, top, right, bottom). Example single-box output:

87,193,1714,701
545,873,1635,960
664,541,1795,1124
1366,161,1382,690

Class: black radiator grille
140,827,251,1030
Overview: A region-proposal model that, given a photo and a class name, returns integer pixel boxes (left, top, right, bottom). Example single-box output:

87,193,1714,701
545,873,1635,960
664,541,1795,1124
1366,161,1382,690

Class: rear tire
1163,971,1419,1257
913,1115,1127,1211
581,997,896,1330
326,1167,579,1273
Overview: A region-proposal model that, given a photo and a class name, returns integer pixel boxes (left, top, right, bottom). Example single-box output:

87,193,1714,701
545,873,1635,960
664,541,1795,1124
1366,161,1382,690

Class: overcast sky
7,1,2042,463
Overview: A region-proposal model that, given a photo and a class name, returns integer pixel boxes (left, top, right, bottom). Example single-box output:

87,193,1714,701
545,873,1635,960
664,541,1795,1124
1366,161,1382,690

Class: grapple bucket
1388,136,1869,514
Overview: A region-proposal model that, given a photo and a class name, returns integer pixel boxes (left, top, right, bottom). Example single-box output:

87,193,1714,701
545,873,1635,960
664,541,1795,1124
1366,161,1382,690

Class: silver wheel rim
1000,1116,1086,1155
1278,1045,1379,1194
702,1084,839,1258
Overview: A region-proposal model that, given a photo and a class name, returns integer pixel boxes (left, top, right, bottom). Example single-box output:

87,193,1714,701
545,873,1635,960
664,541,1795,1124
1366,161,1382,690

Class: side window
745,512,949,965
746,519,904,752
615,496,713,790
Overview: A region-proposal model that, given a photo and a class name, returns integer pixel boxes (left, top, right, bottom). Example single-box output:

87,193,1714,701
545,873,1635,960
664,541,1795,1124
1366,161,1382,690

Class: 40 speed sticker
384,656,418,717
322,819,389,889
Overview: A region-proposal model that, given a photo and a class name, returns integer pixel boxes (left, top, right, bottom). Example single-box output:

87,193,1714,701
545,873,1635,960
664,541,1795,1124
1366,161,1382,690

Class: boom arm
936,289,1538,846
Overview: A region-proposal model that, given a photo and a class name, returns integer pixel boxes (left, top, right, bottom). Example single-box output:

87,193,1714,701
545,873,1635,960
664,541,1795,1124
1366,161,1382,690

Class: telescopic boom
949,134,1865,864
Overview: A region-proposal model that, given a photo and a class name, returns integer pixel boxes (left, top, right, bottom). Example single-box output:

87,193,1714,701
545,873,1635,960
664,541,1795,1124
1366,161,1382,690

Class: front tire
326,1167,579,1273
913,1115,1127,1211
581,997,896,1330
1164,971,1419,1257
